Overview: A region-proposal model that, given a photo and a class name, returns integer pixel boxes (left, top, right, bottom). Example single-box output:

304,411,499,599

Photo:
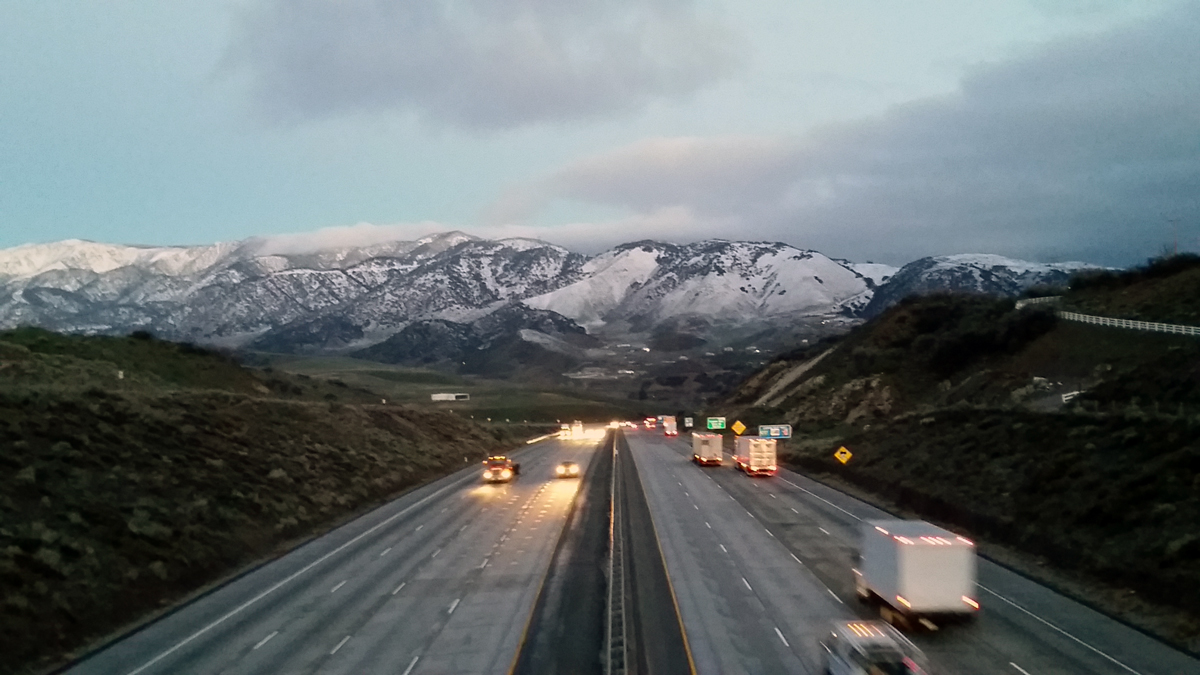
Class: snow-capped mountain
860,254,1095,318
0,234,1096,359
523,240,871,334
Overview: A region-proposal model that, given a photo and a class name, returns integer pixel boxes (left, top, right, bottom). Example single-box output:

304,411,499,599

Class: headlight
556,466,566,475
500,469,512,479
569,467,579,475
482,470,493,479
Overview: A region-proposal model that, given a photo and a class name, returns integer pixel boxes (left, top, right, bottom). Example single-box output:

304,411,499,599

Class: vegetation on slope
725,256,1200,652
0,329,534,675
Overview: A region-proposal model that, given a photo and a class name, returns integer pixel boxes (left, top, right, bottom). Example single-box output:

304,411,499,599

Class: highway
622,429,1200,675
61,434,603,675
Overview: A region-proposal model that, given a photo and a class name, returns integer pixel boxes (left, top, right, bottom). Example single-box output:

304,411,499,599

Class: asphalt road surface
60,435,602,675
623,429,1200,675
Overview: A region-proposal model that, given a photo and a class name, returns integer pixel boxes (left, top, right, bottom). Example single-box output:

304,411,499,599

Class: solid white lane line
827,589,843,604
448,598,460,614
742,577,752,591
1010,663,1032,675
780,478,862,522
330,635,350,655
719,544,728,553
401,656,420,675
981,585,1142,675
431,548,441,558
392,582,406,595
252,631,278,650
774,626,790,647
330,580,346,593
380,547,391,557
819,527,830,535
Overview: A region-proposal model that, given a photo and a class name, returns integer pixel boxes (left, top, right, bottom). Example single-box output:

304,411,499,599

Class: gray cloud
490,3,1200,265
226,0,740,129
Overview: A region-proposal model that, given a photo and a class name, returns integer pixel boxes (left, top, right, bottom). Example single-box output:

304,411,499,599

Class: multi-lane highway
61,435,602,675
622,429,1200,675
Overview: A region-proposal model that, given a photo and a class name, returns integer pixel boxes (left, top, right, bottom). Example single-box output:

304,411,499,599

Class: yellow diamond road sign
731,420,747,435
834,446,852,464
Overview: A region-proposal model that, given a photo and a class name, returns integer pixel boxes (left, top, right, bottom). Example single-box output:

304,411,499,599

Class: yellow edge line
505,432,607,675
624,432,699,675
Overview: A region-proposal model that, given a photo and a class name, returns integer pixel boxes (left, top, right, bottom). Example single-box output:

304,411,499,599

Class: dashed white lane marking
765,529,775,538
981,585,1142,675
774,626,790,647
252,631,278,650
448,598,461,614
440,507,448,513
330,635,350,655
827,589,843,604
1010,663,1032,675
684,492,690,497
741,577,753,591
693,504,699,510
416,525,424,531
459,524,468,532
392,582,406,595
719,544,728,553
747,511,756,519
790,553,803,565
479,558,489,568
819,527,830,535
330,580,346,593
705,522,712,529
401,656,420,675
769,494,776,499
790,508,798,514
431,548,441,558
380,547,391,557
780,478,862,522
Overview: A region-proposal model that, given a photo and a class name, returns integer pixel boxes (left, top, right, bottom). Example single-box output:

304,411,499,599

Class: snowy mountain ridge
0,233,1093,356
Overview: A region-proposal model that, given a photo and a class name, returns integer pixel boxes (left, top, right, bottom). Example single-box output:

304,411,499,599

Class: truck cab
481,456,520,483
821,620,929,674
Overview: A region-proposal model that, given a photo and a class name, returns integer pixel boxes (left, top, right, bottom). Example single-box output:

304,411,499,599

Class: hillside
723,257,1200,653
0,329,537,675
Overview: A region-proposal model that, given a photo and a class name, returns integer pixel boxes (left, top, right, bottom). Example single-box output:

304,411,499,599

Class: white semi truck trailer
854,519,979,629
692,433,723,466
733,437,777,476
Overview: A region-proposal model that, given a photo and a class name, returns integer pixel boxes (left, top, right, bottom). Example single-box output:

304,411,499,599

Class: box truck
854,519,979,629
733,437,776,476
692,433,723,466
662,415,678,436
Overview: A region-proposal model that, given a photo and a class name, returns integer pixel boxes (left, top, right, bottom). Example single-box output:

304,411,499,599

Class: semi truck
733,437,777,476
854,519,979,629
692,433,723,466
662,416,678,436
481,456,520,483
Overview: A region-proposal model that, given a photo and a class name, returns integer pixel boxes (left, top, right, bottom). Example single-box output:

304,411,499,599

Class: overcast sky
2,0,1196,265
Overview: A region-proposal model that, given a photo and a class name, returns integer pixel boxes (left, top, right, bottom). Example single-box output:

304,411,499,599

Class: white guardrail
1014,296,1200,337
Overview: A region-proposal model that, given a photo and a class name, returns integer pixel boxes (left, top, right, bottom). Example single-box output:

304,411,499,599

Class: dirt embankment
0,330,538,675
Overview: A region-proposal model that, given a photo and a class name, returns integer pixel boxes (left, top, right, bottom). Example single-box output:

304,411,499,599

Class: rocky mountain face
860,254,1093,318
0,235,1093,364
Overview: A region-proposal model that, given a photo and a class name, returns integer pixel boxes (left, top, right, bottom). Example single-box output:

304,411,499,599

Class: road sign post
758,424,792,439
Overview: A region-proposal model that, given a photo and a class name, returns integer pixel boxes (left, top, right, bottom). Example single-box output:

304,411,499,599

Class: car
554,460,580,478
820,620,929,674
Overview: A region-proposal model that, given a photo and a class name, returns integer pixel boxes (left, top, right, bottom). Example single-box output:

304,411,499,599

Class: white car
821,620,929,674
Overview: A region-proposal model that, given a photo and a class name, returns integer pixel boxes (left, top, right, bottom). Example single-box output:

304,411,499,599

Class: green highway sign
706,417,726,430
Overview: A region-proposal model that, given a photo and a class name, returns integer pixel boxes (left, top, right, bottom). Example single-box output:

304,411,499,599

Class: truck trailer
692,433,723,466
733,437,776,476
854,519,979,629
662,416,678,436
